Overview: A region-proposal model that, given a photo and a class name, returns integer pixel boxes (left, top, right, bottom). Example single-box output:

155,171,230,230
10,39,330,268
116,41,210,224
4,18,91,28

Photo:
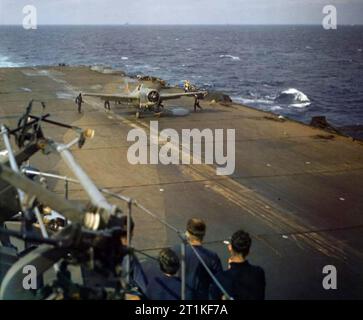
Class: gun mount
0,100,128,299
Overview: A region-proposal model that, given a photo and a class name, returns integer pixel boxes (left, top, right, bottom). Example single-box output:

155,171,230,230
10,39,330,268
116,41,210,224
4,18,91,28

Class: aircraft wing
160,91,207,101
83,93,138,102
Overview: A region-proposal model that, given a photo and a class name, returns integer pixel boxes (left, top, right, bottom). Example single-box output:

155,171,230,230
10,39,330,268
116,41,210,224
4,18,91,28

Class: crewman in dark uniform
173,218,222,300
146,248,183,300
209,229,266,300
104,100,111,111
75,93,83,113
194,94,203,112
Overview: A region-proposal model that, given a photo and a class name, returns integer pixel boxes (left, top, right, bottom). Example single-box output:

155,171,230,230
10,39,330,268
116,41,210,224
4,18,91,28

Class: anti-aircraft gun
0,100,133,300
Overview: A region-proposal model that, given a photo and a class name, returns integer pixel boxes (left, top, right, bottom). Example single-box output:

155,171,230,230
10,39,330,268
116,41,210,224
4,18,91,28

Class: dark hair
186,218,206,241
231,230,252,258
107,215,135,237
159,248,180,276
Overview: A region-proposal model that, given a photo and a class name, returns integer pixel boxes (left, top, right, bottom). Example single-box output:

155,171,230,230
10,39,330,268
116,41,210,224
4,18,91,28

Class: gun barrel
55,144,116,220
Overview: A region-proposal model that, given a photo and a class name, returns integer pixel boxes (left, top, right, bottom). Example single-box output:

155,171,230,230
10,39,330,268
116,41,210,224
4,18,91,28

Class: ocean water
1,25,363,135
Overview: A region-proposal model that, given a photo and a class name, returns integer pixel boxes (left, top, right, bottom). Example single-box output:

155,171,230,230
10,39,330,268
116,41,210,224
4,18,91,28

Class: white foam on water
232,96,286,113
0,55,23,68
271,106,282,111
220,55,240,61
288,102,311,108
190,74,202,79
281,88,310,102
232,96,274,105
274,88,311,108
121,57,129,60
140,64,161,71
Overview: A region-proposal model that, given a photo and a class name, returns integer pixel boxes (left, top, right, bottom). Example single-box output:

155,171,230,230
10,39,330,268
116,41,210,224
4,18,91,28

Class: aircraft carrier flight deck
0,65,362,299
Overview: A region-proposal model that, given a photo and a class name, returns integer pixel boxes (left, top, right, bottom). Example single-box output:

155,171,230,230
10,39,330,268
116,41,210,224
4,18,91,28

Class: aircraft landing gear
135,111,141,119
155,103,164,113
153,103,164,118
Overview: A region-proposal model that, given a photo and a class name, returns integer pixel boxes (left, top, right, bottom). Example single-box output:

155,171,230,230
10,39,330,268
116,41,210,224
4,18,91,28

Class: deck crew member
184,80,191,93
210,229,266,300
104,100,111,111
75,93,84,113
146,248,185,300
173,218,222,300
194,94,203,112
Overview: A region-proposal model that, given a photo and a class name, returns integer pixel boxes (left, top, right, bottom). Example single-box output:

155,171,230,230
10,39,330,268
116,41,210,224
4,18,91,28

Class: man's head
186,218,206,244
107,215,135,246
229,229,252,259
158,248,180,276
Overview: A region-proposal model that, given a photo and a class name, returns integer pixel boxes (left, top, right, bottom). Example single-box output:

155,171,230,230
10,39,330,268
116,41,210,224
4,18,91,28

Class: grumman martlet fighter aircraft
82,81,207,118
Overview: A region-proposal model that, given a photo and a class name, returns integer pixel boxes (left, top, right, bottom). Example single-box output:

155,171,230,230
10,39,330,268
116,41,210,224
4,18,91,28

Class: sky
0,0,362,25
